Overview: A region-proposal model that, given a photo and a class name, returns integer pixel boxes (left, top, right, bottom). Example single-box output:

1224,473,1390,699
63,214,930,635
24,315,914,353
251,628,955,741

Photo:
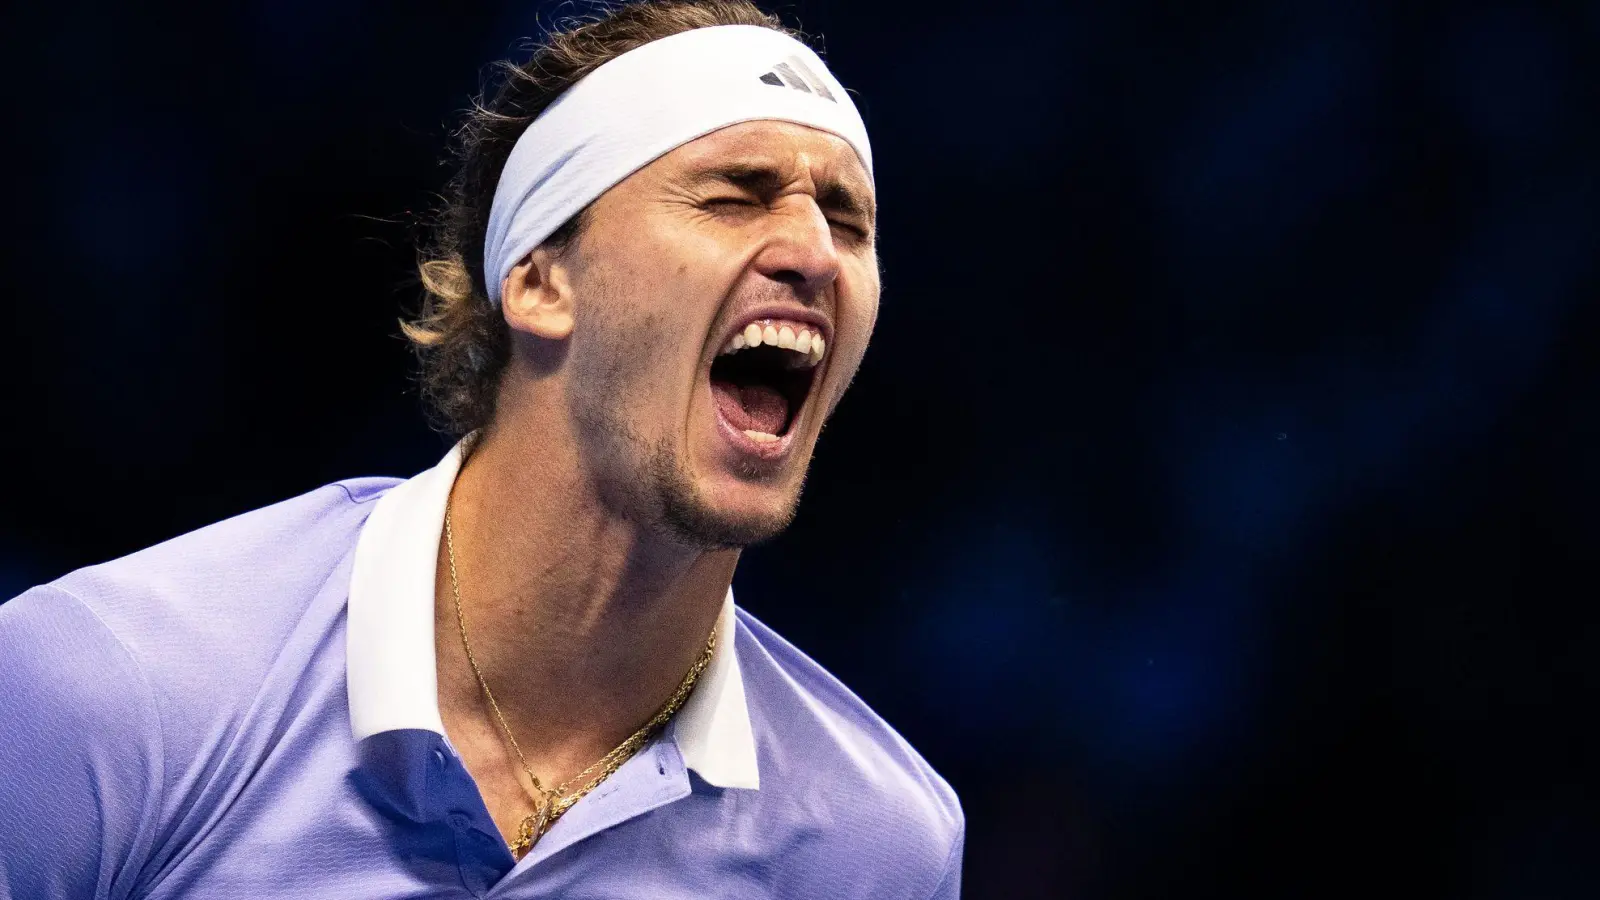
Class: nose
750,196,840,300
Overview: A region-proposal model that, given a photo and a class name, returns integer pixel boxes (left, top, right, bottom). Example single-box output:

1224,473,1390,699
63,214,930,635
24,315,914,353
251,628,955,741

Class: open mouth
708,318,826,452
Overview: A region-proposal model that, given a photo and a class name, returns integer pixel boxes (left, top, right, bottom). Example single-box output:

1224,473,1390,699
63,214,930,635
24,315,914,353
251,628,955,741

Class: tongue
711,379,789,435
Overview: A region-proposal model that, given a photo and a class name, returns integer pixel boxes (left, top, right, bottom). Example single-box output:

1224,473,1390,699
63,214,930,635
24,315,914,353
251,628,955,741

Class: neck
434,416,737,767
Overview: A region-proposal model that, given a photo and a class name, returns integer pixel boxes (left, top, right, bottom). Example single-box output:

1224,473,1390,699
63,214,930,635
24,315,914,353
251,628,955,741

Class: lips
707,315,829,457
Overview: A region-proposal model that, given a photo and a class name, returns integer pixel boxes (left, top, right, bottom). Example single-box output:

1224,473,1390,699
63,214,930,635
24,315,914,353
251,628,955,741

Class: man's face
551,120,878,548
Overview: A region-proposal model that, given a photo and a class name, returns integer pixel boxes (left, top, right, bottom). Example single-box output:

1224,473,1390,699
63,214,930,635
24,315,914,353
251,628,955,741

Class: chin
656,471,804,550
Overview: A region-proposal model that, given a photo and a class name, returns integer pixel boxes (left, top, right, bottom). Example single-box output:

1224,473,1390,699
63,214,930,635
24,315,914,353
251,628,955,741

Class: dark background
5,0,1598,896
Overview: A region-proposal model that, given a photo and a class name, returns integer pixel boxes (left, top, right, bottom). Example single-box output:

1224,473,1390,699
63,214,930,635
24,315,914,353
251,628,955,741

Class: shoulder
32,477,400,751
733,608,964,895
53,476,398,636
0,476,403,896
0,584,169,899
56,476,397,602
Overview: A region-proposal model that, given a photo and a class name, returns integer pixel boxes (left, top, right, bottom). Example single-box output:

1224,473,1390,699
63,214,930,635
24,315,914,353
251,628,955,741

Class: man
0,1,961,898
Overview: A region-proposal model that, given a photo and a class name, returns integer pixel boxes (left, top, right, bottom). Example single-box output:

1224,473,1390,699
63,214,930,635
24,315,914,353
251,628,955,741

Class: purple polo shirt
0,449,962,899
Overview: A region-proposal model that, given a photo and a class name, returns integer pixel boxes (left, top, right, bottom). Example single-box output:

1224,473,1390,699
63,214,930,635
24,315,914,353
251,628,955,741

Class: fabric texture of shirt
0,448,963,899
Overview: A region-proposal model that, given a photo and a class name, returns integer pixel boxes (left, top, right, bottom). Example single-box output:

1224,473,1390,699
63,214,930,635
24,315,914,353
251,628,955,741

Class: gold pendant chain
444,504,716,859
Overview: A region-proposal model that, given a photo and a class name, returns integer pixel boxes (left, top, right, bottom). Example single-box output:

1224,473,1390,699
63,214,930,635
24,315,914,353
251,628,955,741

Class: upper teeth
720,319,825,367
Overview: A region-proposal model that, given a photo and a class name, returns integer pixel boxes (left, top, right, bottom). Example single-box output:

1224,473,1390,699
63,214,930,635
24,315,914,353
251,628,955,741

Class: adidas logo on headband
758,55,836,102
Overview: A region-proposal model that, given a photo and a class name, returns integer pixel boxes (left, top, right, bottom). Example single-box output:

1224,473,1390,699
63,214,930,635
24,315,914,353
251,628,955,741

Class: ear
500,245,575,341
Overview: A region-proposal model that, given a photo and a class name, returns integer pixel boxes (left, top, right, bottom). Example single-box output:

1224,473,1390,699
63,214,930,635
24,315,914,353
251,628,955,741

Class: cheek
566,276,666,402
618,228,730,322
835,306,876,380
838,269,881,367
569,292,706,425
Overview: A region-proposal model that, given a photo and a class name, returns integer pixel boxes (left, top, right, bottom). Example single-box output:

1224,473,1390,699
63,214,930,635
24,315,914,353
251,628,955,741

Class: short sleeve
0,585,164,900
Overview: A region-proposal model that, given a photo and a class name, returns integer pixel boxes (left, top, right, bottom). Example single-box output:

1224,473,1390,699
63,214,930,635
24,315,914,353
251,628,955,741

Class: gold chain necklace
444,504,716,859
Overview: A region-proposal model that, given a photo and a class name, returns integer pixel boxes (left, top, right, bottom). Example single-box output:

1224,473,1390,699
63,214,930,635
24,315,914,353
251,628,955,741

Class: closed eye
829,219,869,239
705,198,870,241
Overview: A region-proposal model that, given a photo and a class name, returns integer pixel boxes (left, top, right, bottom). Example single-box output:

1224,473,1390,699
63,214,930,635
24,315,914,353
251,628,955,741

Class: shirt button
448,812,471,830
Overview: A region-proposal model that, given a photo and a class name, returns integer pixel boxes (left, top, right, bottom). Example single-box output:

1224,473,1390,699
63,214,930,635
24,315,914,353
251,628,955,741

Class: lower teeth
743,429,779,443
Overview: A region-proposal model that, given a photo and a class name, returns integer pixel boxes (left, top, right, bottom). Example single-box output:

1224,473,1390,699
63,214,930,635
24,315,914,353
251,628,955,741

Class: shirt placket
485,737,696,896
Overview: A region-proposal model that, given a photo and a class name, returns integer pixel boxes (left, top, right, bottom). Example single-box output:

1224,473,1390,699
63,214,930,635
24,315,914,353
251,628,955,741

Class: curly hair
402,0,797,438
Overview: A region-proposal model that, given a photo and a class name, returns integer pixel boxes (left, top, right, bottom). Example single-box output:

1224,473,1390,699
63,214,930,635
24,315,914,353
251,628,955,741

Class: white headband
482,24,874,305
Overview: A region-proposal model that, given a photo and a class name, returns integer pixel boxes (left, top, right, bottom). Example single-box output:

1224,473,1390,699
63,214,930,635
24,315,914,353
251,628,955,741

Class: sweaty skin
433,120,879,846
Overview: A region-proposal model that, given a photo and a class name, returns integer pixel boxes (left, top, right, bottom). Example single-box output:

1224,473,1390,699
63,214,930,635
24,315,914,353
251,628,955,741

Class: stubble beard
579,404,801,550
648,434,803,550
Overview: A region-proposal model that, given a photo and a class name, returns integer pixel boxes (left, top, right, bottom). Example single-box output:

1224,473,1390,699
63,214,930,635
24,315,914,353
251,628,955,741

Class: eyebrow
689,162,876,223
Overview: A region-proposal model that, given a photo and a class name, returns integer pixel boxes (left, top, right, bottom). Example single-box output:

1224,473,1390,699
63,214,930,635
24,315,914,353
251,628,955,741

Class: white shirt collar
346,442,760,790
